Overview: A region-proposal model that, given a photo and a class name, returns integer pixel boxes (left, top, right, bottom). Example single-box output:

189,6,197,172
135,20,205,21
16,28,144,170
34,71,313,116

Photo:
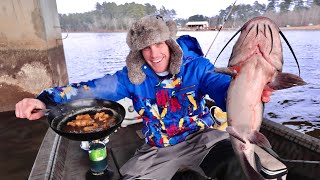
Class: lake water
62,30,320,138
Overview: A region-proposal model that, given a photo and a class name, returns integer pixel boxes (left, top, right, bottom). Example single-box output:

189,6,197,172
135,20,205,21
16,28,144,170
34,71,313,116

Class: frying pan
46,98,125,141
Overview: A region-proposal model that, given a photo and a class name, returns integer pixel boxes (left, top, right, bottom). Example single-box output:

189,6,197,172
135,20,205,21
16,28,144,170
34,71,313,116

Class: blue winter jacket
37,35,230,147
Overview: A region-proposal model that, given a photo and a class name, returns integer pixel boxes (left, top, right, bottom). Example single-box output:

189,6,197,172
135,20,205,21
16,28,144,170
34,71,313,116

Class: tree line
59,0,320,32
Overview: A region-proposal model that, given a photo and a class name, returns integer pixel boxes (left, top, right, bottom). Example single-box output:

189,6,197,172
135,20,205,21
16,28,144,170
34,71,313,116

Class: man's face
141,41,170,73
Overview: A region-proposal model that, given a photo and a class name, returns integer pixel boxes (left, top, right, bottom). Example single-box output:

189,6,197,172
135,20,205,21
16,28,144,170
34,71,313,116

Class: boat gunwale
262,118,320,154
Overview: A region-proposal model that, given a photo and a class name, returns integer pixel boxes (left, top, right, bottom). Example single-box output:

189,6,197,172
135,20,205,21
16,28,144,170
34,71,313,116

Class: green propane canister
88,140,107,175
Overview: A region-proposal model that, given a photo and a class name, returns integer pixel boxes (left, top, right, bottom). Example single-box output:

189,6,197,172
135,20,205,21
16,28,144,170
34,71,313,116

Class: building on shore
186,21,209,30
184,21,218,31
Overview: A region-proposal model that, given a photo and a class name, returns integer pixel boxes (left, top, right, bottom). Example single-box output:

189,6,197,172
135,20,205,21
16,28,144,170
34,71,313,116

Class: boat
29,101,320,180
260,119,320,179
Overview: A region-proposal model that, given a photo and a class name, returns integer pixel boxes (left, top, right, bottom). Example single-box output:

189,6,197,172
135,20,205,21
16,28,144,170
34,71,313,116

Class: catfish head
214,16,306,90
229,16,283,72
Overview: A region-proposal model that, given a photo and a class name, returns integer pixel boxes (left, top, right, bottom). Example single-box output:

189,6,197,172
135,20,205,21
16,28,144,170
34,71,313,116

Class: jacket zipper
172,84,196,96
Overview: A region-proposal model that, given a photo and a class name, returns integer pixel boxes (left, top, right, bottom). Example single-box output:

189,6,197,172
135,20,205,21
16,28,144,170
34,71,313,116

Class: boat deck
29,123,144,180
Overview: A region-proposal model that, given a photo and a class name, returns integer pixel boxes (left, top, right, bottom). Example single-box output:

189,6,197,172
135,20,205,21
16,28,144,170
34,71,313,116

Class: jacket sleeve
198,59,230,111
177,35,230,111
36,68,131,107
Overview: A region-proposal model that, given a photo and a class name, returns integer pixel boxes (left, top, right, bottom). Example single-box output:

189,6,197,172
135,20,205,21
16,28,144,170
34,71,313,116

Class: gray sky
56,0,269,18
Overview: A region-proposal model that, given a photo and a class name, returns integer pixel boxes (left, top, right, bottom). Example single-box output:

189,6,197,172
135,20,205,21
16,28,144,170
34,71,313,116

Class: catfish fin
248,130,272,148
242,153,265,180
212,67,237,78
226,126,246,144
268,72,306,90
261,146,281,160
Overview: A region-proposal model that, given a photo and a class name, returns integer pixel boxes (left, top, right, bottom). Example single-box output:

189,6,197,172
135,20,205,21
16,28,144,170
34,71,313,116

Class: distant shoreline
182,24,320,31
280,24,320,30
61,24,320,33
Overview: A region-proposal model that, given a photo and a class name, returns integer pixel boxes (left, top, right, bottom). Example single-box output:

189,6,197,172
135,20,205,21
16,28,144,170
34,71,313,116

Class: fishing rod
204,0,238,59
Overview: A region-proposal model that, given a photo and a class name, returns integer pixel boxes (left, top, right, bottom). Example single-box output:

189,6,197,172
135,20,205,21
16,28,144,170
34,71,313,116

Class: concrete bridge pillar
0,0,68,112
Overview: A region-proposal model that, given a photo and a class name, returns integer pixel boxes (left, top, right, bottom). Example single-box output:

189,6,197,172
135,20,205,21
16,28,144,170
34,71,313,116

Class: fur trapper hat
126,15,183,84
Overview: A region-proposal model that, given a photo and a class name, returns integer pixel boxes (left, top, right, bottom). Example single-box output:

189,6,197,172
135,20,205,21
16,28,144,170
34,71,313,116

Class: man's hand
261,86,274,103
15,98,46,120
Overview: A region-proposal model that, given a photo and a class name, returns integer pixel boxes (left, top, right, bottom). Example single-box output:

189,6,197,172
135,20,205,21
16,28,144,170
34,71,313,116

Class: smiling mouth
151,57,163,63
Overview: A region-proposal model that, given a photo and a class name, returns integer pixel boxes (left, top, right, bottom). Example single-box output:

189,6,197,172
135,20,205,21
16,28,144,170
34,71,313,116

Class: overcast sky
56,0,269,19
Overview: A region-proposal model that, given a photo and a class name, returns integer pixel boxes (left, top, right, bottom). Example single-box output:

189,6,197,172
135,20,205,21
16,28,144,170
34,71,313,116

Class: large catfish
214,17,306,179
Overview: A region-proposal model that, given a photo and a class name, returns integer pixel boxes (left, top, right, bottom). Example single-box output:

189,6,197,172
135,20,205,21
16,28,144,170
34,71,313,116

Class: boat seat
117,98,142,127
255,145,288,179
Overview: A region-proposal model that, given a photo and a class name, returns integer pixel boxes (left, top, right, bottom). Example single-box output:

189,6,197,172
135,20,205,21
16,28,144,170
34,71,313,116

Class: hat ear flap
126,51,146,85
166,39,183,75
166,20,178,38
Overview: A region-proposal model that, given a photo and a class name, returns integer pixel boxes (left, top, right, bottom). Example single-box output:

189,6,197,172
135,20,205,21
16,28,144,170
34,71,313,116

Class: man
16,15,272,179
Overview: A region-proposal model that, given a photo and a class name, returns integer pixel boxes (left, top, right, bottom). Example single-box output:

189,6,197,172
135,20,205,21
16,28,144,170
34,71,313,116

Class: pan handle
32,108,50,116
